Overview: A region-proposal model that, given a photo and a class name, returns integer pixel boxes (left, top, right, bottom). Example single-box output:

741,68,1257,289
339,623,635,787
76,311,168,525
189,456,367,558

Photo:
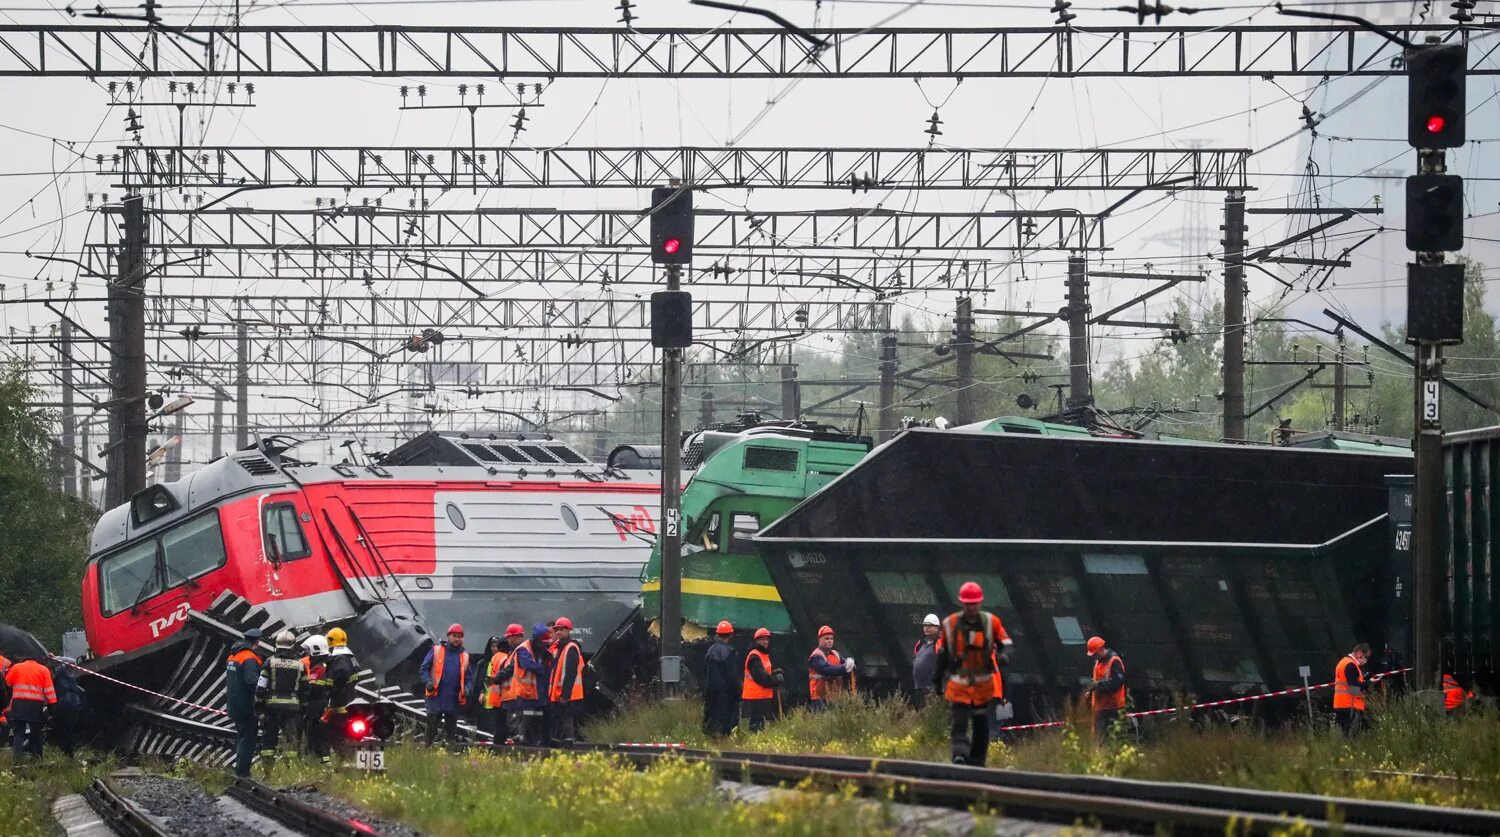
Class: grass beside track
585,693,1500,810
0,751,122,837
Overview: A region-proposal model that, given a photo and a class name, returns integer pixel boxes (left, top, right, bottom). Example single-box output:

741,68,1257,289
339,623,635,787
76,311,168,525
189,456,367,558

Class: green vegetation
0,361,97,650
587,693,1500,810
0,751,121,837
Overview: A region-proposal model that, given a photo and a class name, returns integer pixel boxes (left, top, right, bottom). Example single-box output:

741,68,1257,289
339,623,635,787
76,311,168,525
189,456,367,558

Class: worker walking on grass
704,621,740,736
420,623,472,748
1333,643,1371,737
483,625,521,741
548,617,585,745
504,624,549,745
256,630,305,766
934,582,1011,766
912,613,942,705
742,628,784,732
225,628,264,777
807,625,854,713
1085,636,1127,743
5,654,57,760
1443,672,1473,714
300,635,331,761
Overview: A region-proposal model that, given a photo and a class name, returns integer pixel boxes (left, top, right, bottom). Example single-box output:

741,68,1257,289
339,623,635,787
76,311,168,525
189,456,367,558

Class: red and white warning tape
48,654,229,718
996,667,1411,732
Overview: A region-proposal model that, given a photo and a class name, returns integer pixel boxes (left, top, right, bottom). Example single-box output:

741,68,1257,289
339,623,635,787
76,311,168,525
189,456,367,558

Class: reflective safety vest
259,650,304,708
743,648,775,701
549,641,585,703
1091,653,1126,712
1333,655,1365,711
1443,674,1473,711
484,650,511,709
940,611,1010,706
506,641,540,702
427,644,471,706
808,648,844,701
4,660,57,707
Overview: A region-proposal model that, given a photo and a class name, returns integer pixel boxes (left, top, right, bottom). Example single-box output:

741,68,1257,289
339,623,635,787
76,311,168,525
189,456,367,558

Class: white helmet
275,630,296,649
923,613,941,627
303,634,329,656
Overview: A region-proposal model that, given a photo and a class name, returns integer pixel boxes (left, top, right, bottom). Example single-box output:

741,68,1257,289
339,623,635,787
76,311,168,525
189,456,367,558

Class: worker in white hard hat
912,613,942,705
256,630,305,770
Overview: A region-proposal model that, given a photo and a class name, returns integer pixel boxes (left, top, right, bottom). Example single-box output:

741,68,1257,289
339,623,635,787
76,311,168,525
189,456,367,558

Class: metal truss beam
114,146,1252,192
125,207,1101,253
0,25,1484,78
82,246,1002,291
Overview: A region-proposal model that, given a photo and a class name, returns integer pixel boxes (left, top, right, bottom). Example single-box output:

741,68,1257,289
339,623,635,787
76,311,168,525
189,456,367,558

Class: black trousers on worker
949,703,990,766
230,710,258,777
743,698,777,732
480,706,509,742
52,709,79,756
425,712,459,747
259,706,299,756
550,702,578,744
10,718,44,759
703,690,737,736
1336,708,1365,738
508,706,545,745
303,708,330,759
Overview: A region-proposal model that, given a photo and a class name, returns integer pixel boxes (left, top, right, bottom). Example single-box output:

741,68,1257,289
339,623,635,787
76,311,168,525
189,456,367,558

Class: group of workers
0,652,86,760
223,625,362,778
418,619,586,749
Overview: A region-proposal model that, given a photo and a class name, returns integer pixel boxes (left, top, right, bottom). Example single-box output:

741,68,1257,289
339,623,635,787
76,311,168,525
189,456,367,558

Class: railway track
519,743,1500,836
83,773,406,837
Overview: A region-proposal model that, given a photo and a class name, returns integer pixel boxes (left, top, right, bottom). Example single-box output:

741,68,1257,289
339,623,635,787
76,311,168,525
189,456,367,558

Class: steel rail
227,777,398,837
83,777,172,837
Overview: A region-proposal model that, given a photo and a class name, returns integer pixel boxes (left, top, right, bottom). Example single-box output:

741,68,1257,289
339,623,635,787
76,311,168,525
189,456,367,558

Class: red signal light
1427,115,1447,134
662,238,681,255
348,718,369,737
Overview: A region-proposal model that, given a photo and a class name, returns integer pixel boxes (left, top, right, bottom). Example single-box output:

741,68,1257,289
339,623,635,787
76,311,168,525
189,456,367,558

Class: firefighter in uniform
548,617,585,744
1333,642,1371,737
742,628,783,732
257,630,305,767
1443,672,1474,714
484,624,522,741
1085,636,1127,742
934,581,1011,766
300,635,331,761
322,627,363,757
807,625,853,712
419,623,471,748
225,628,264,777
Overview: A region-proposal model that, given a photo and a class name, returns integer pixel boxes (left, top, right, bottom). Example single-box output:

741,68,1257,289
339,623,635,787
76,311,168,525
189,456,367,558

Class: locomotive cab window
97,511,228,617
99,540,162,617
262,503,312,562
728,512,761,553
162,513,229,581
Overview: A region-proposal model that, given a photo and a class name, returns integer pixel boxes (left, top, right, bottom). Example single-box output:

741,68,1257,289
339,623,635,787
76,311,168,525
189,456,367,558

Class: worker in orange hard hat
934,581,1012,766
1085,636,1127,742
703,621,740,736
1443,672,1474,714
807,625,853,713
742,628,784,732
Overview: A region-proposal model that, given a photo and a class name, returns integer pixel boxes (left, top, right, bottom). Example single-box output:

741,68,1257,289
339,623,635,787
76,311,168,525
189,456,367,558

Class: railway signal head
1406,174,1464,252
1408,43,1466,148
649,186,694,265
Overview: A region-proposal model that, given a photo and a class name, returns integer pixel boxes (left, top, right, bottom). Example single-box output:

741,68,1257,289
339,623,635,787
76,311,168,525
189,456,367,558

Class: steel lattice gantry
112,146,1252,192
114,206,1104,252
0,24,1490,78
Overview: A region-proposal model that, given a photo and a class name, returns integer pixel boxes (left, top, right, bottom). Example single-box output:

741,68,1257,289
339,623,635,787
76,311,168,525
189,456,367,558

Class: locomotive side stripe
641,578,784,603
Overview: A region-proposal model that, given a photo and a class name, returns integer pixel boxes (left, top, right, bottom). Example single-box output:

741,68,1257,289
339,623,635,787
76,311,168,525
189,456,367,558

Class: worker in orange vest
807,625,853,712
548,617,585,745
1333,642,1371,738
503,624,549,745
5,654,57,760
484,624,522,742
742,628,784,731
1442,672,1473,714
419,623,471,748
934,581,1012,765
1085,636,1127,742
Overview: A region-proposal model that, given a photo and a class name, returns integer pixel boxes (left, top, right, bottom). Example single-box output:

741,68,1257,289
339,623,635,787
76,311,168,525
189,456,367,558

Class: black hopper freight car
753,429,1412,723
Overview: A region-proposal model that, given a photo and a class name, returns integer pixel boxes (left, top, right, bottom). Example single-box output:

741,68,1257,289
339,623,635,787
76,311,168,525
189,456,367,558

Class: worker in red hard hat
934,581,1012,766
547,617,585,745
807,624,853,712
482,624,524,742
1085,636,1127,742
419,623,471,749
703,620,740,736
741,627,784,732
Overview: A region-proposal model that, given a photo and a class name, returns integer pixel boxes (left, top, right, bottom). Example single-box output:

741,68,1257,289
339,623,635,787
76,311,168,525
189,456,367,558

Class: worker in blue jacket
418,623,472,748
503,623,550,745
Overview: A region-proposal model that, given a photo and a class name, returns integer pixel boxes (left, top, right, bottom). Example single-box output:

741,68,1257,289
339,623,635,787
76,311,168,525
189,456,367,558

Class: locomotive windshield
97,511,228,616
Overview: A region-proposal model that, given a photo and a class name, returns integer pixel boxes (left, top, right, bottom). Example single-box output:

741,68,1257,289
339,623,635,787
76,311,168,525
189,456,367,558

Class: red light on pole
1427,115,1447,134
348,718,369,737
663,238,681,255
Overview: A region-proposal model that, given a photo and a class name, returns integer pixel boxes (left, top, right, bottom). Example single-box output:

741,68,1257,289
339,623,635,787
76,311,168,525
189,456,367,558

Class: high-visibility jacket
506,640,541,702
5,660,57,708
743,648,776,701
484,650,511,709
1333,655,1365,711
1442,674,1473,711
549,641,584,703
808,648,845,701
939,611,1011,706
257,649,305,709
1091,652,1126,711
426,644,471,706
